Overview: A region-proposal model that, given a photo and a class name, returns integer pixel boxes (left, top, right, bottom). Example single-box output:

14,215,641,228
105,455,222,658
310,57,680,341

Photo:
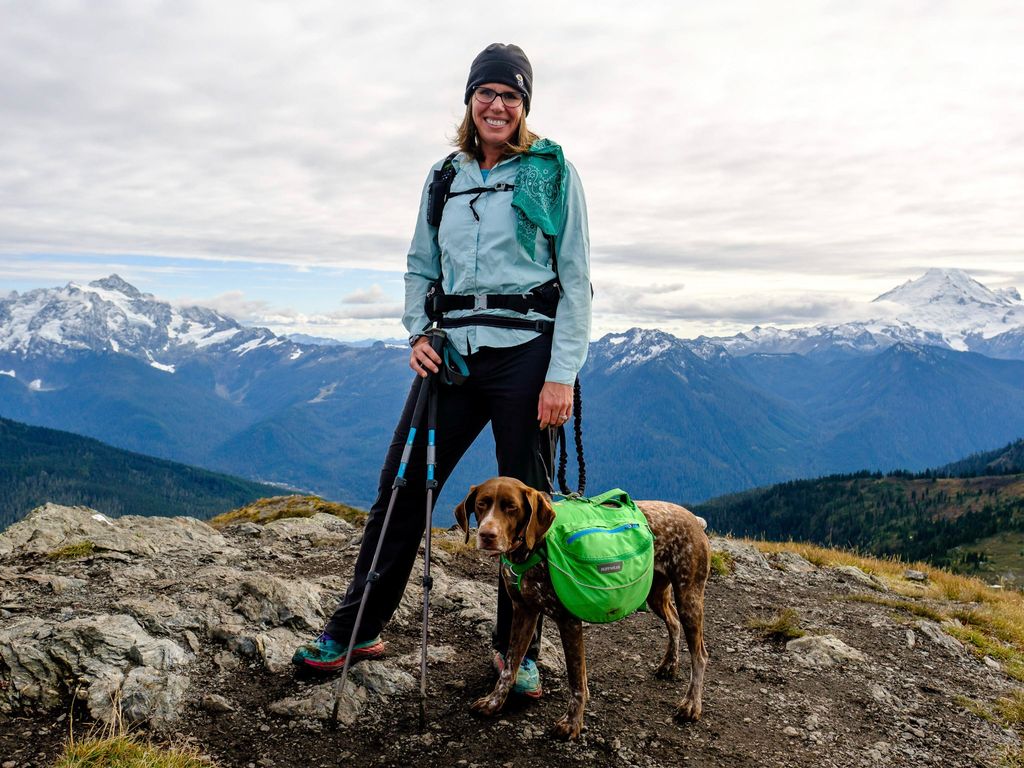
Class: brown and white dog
454,476,710,740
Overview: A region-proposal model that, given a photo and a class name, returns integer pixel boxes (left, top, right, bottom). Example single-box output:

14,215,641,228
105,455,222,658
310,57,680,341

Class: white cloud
175,291,274,323
342,284,387,304
1,1,1022,338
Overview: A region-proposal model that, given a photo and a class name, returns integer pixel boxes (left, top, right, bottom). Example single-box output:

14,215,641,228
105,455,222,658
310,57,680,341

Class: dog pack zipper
565,522,640,545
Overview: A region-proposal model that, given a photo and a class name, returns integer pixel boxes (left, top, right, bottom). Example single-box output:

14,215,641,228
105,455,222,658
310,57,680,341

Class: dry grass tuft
209,495,366,529
996,690,1024,727
46,541,96,560
843,593,946,623
55,696,218,768
432,535,476,556
1001,746,1024,768
54,733,216,768
747,608,806,642
752,540,908,584
955,694,996,723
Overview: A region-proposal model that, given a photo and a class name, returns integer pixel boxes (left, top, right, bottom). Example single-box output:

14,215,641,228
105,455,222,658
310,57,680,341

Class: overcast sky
1,1,1022,340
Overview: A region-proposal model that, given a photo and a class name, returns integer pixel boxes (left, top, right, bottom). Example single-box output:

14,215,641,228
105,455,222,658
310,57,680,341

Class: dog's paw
674,697,703,722
654,663,678,680
470,694,503,717
551,714,584,741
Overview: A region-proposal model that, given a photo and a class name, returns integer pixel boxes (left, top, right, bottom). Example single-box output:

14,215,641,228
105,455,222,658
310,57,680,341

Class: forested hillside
936,438,1024,477
695,445,1024,575
0,417,282,529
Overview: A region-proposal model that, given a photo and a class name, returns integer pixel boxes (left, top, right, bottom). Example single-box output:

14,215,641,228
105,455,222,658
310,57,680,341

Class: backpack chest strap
500,548,546,593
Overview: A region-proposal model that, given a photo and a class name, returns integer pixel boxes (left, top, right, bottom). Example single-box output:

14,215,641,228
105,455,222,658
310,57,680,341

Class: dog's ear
522,486,556,551
454,485,477,544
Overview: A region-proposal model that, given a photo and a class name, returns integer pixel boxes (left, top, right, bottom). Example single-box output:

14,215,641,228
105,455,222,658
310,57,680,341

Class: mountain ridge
3,271,1024,509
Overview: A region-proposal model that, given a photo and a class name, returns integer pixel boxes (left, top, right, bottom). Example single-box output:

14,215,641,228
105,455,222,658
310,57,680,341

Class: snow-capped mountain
711,268,1024,359
0,275,293,370
589,327,733,372
2,272,1024,508
870,268,1022,347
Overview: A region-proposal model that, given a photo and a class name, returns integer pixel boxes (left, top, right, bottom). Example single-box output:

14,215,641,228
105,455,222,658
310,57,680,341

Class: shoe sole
296,642,386,673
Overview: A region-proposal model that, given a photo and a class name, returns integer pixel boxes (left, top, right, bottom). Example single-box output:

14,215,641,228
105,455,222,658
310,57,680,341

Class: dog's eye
475,496,491,510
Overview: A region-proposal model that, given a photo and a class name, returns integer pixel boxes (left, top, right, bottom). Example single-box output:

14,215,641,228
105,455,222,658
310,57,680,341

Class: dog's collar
501,547,545,593
504,525,530,561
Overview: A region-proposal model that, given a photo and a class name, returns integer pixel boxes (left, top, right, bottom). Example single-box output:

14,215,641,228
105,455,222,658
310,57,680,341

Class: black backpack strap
426,152,460,227
437,315,554,334
420,151,590,330
428,277,561,320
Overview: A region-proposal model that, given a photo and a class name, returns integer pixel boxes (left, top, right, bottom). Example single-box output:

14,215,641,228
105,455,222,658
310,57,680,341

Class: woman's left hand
538,381,573,430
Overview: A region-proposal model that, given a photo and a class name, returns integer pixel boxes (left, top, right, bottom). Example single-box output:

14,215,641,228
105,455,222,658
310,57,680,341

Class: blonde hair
454,102,540,160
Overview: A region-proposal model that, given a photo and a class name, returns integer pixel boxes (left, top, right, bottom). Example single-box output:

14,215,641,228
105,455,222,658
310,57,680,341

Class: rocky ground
0,502,1021,767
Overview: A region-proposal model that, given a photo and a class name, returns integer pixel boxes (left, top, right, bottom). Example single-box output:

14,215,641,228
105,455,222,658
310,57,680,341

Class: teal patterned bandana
512,138,566,258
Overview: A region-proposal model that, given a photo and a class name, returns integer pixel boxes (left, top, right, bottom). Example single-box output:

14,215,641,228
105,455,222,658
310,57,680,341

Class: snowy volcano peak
872,268,1012,309
708,268,1024,360
867,268,1023,348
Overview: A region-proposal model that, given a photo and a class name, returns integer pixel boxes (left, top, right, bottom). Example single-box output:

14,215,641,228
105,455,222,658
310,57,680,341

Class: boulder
832,565,888,592
223,574,324,630
0,504,155,559
786,634,867,668
769,551,818,574
710,537,771,571
0,614,189,728
256,626,309,673
260,513,354,545
269,681,368,725
915,620,963,655
0,504,238,561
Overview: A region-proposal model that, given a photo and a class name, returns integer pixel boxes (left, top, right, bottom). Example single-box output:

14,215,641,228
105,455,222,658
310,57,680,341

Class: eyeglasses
473,87,524,108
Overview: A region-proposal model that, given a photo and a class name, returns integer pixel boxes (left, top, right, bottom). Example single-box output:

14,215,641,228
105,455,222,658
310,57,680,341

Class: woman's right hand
409,336,442,377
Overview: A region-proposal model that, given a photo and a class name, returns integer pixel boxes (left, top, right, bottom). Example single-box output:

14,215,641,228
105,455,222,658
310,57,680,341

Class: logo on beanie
516,73,524,89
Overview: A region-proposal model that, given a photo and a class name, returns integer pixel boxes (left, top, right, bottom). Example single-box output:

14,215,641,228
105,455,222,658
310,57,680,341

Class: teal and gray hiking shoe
493,651,542,698
292,632,385,673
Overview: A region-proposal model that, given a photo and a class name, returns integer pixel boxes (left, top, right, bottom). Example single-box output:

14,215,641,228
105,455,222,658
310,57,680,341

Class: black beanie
464,43,533,114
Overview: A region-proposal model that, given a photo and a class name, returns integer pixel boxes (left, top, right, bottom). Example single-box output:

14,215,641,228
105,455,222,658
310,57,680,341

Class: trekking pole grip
425,327,447,357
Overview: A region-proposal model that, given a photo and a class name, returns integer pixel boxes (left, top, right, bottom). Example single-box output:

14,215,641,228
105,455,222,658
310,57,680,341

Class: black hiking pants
324,334,552,660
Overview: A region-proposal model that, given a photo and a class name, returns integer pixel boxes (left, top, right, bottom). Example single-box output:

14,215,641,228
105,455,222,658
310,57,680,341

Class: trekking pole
332,331,446,725
418,333,442,727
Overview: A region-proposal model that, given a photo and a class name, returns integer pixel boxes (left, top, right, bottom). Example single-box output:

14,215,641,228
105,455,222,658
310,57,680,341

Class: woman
293,43,591,698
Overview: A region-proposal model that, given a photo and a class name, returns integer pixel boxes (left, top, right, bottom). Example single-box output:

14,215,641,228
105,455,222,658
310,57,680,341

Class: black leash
545,377,586,498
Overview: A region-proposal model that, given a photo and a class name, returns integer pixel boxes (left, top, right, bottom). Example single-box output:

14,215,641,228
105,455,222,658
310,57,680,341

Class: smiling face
470,82,524,157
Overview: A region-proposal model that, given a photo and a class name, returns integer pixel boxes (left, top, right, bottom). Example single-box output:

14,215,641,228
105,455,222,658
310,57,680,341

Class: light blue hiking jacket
403,150,591,386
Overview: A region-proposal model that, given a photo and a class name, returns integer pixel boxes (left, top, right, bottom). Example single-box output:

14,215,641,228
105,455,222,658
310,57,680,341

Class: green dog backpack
505,489,656,624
